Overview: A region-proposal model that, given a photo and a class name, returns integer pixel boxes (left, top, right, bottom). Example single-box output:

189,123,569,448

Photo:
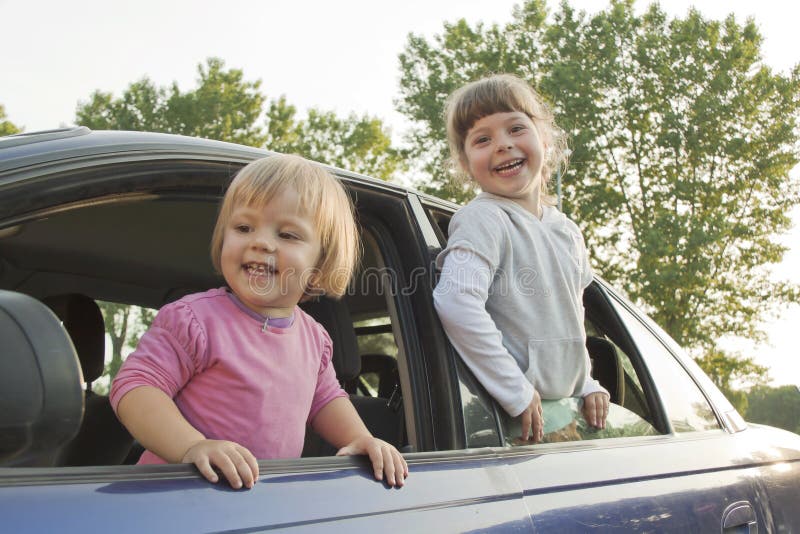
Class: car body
1,128,798,533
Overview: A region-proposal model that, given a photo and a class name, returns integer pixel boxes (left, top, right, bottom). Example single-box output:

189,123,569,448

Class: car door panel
0,454,534,533
508,429,788,532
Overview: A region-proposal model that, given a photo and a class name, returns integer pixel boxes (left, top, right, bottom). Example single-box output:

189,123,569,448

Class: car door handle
722,501,758,533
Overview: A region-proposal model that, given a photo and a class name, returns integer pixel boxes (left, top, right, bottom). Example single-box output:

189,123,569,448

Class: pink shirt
110,288,347,463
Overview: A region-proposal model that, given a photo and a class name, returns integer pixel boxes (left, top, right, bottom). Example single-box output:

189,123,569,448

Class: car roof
0,127,412,197
0,128,434,312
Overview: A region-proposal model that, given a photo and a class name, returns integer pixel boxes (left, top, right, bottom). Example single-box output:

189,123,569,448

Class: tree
745,385,800,434
265,98,406,181
76,58,406,180
396,0,800,380
94,302,154,394
695,348,768,413
76,57,267,147
0,105,21,136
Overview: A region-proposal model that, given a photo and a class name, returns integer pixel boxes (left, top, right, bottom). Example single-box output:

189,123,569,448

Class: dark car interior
0,182,409,466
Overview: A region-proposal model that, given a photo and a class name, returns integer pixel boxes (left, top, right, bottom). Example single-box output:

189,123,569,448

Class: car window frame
420,198,735,450
600,282,732,434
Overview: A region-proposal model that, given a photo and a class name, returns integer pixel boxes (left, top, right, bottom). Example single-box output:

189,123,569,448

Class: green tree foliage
0,105,21,136
695,348,768,413
76,58,267,146
75,57,405,180
396,0,800,383
745,385,800,434
94,302,155,393
265,97,405,181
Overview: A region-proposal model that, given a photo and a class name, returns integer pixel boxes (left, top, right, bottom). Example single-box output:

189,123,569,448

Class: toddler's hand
182,439,259,489
518,389,544,442
582,392,609,429
336,436,408,487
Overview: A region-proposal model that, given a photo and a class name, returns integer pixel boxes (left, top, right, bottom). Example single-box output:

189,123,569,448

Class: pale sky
1,0,798,387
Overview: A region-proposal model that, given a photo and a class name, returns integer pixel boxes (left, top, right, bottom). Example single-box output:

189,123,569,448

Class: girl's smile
463,111,546,216
220,187,322,317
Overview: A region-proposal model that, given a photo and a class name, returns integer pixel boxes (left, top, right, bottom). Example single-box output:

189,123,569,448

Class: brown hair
210,154,360,299
444,73,568,203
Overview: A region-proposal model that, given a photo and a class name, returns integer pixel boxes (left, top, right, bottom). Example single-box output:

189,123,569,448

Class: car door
0,130,536,532
417,195,781,532
0,277,534,533
510,284,772,532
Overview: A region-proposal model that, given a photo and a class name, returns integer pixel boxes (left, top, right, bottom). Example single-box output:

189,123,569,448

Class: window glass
498,397,658,446
423,206,452,244
95,301,156,394
612,300,721,432
456,358,502,448
353,317,399,398
488,311,659,446
585,319,652,422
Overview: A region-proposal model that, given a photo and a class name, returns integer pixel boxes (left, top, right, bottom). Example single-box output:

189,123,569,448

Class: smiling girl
111,155,407,489
433,74,609,444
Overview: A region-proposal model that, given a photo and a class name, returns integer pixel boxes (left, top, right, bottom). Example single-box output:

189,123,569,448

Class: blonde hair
210,154,360,299
444,73,568,204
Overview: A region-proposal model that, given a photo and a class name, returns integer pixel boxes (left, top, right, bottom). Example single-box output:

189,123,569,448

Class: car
1,127,798,533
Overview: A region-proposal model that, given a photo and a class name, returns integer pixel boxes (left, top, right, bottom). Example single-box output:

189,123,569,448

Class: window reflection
500,397,658,446
612,301,720,432
457,358,501,448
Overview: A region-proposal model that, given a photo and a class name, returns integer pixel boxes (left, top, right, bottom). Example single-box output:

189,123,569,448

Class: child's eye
473,136,490,145
234,224,251,233
280,231,301,240
510,125,527,133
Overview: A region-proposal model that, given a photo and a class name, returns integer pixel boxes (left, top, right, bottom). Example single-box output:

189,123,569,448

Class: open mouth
494,158,525,176
244,262,277,276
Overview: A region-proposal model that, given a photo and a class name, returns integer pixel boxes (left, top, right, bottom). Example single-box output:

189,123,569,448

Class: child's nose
252,233,277,252
496,136,513,151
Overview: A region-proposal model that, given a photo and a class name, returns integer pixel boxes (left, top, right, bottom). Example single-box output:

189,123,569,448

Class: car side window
611,299,721,433
496,324,660,445
426,203,660,446
352,316,399,398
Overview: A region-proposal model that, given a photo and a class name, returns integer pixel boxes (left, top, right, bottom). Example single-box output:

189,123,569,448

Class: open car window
424,202,719,448
1,177,416,465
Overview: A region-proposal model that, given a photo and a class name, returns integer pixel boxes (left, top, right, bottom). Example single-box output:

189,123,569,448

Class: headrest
586,336,624,404
300,297,360,382
42,294,106,383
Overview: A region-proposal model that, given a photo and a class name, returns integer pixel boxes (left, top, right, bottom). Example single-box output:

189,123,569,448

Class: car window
496,315,660,445
429,203,661,446
93,301,156,394
585,319,653,423
611,298,721,433
499,398,658,445
352,316,399,397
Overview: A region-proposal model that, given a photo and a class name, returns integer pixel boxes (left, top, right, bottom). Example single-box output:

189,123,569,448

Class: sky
1,0,798,387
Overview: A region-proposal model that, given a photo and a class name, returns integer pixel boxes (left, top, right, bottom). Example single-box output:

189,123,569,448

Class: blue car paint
3,426,798,532
2,455,534,533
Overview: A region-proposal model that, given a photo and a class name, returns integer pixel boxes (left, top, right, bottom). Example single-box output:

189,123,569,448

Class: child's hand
582,392,609,429
336,436,408,487
182,439,259,489
518,389,544,442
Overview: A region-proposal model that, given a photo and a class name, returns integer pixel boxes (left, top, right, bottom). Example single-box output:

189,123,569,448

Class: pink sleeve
109,301,208,412
306,329,348,423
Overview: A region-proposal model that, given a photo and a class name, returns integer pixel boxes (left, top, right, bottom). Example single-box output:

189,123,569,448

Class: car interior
0,187,410,467
1,170,667,467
